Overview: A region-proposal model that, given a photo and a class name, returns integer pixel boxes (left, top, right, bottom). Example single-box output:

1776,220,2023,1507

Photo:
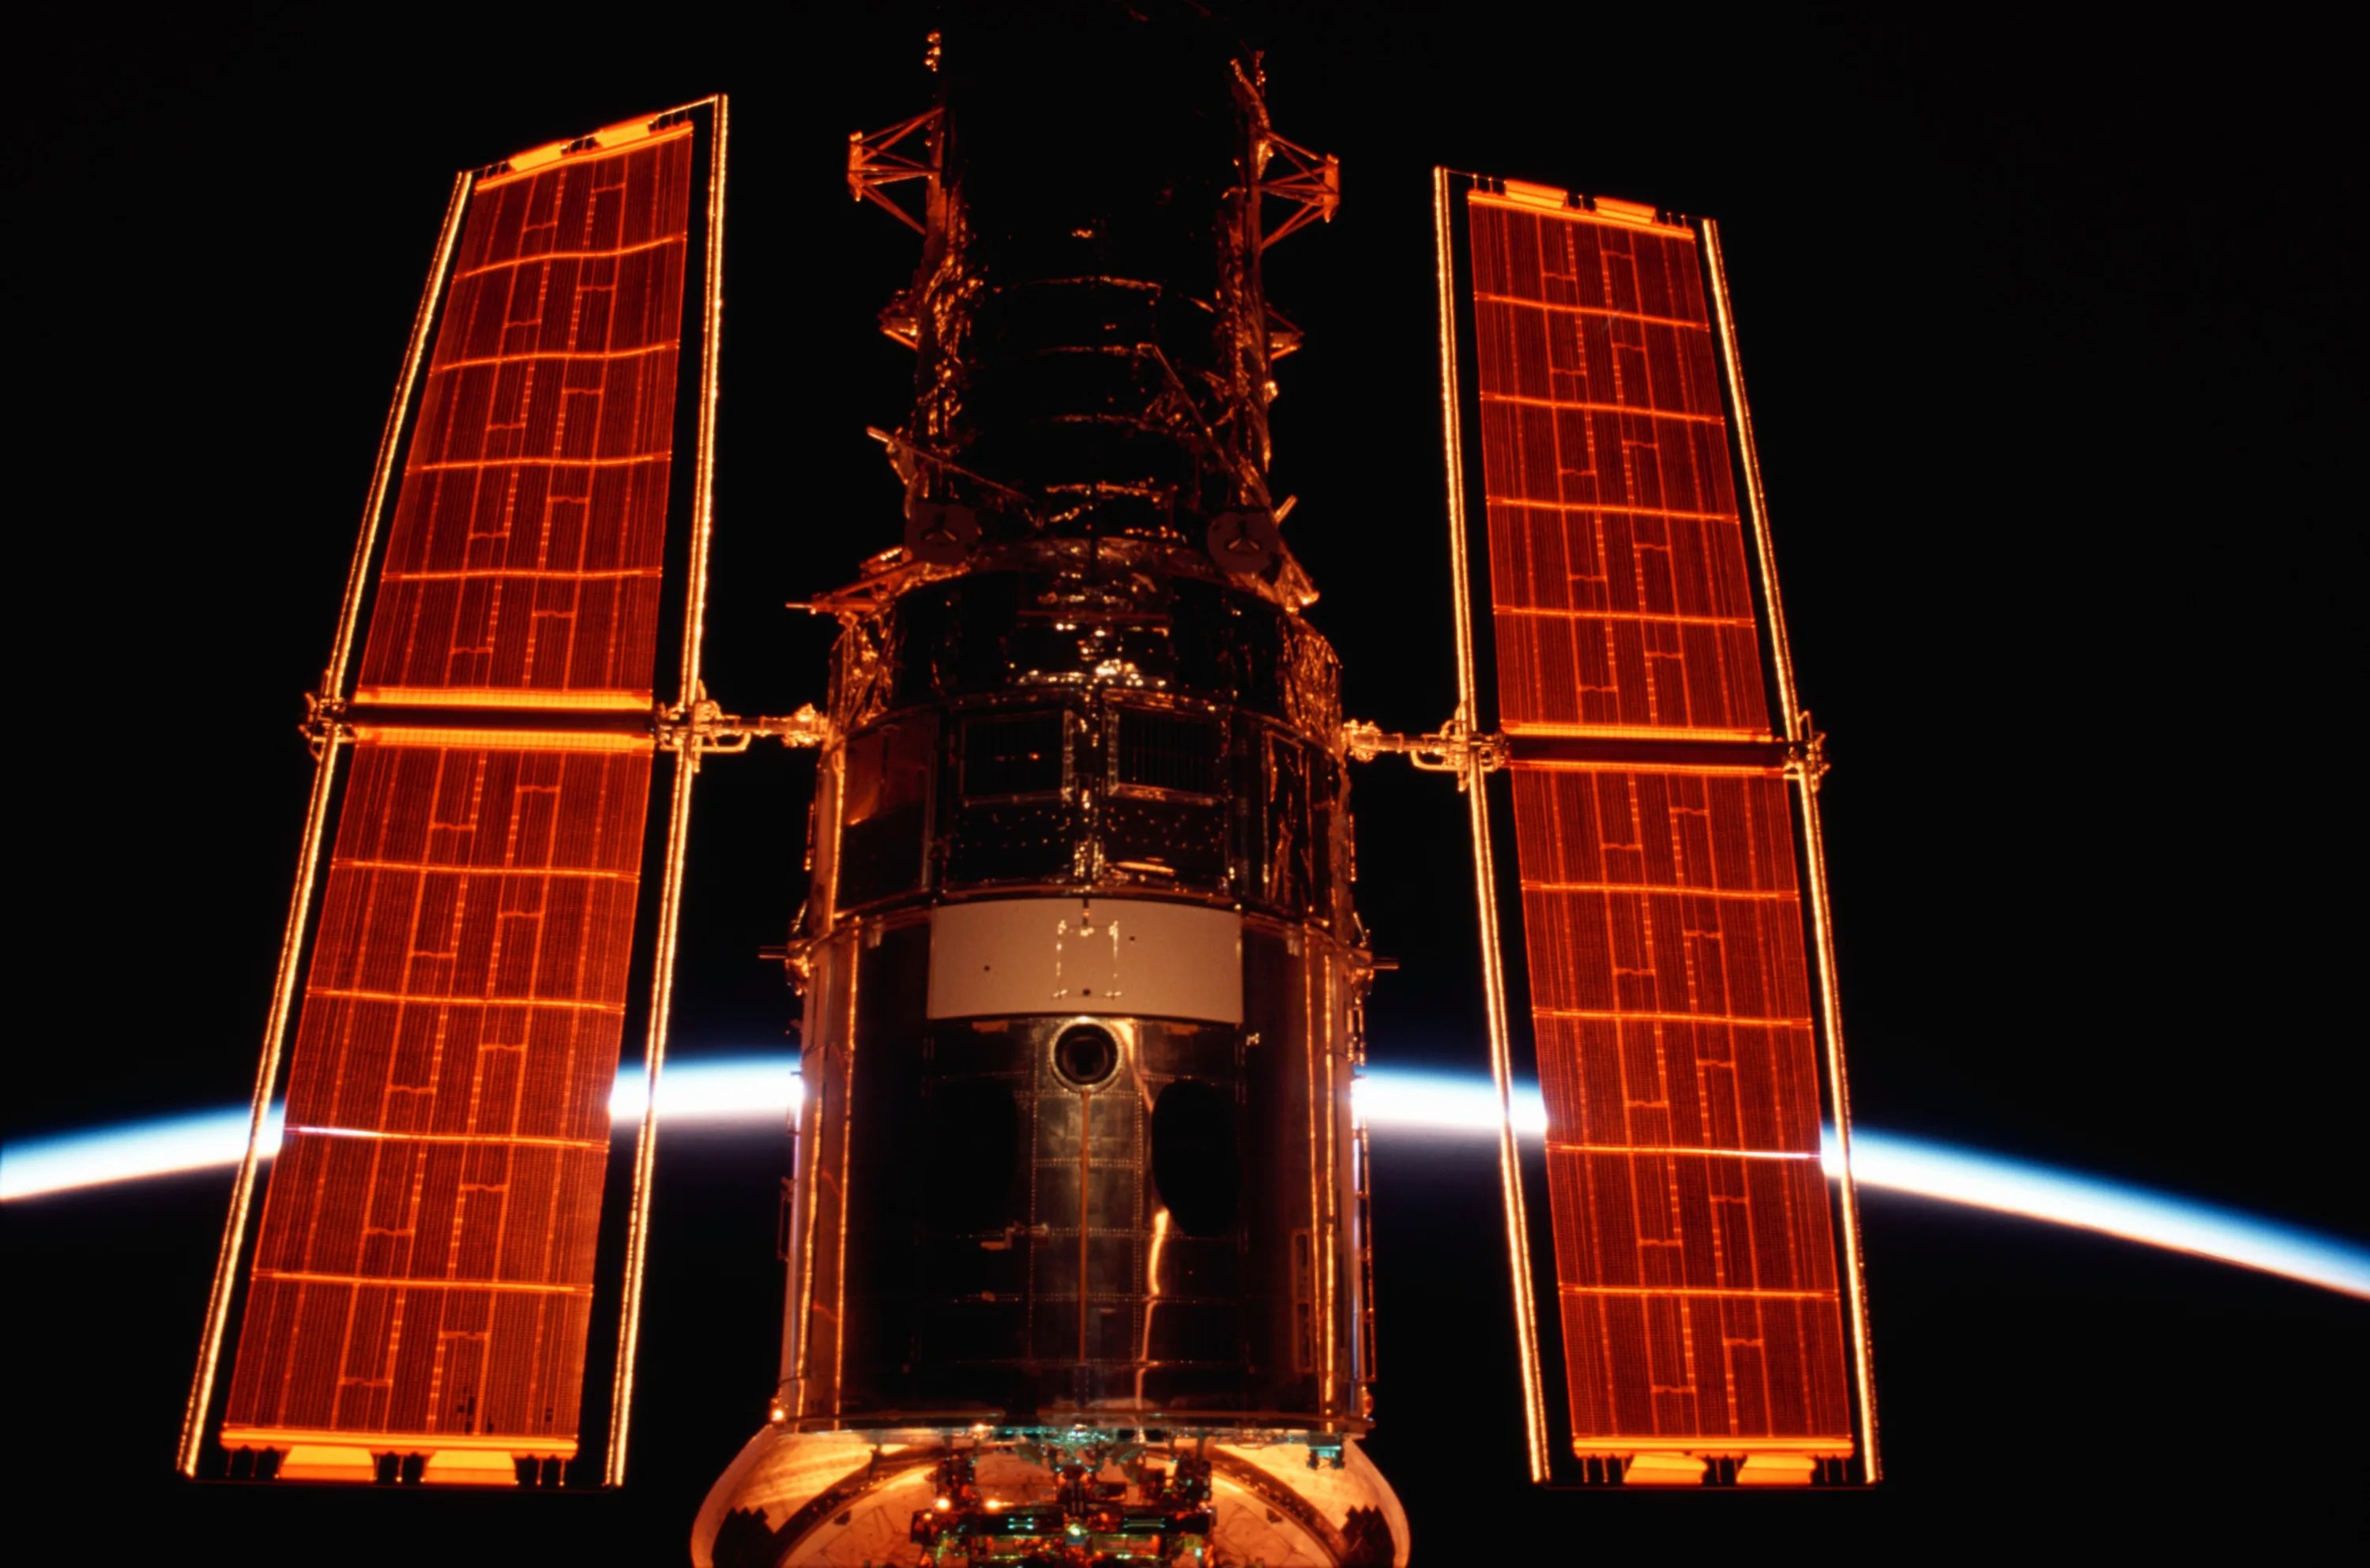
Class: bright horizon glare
4,1057,2363,1302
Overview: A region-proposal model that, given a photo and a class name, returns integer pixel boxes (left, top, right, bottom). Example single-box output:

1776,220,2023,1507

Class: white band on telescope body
924,897,1243,1025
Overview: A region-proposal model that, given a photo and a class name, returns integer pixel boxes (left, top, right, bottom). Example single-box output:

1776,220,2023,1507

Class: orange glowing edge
216,1427,577,1485
1501,722,1773,744
350,724,653,754
486,117,695,188
1571,1436,1852,1455
1575,1446,1846,1487
1469,182,1690,236
352,686,653,712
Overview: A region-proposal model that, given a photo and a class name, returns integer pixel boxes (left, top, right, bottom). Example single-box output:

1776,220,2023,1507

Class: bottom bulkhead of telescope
694,1427,1404,1568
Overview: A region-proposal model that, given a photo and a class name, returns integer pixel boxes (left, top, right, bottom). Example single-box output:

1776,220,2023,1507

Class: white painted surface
925,897,1243,1024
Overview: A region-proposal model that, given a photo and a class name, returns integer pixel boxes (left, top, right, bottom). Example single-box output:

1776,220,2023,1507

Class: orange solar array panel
358,126,694,709
216,121,700,1481
1458,182,1864,1478
222,743,652,1465
1469,190,1766,741
1509,767,1849,1452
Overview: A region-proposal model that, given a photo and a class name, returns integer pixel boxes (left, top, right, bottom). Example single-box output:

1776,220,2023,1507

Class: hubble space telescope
178,9,1876,1563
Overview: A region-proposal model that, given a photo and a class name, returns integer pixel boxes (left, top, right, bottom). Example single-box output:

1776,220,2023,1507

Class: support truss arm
848,109,940,233
1341,714,1504,785
1257,130,1340,250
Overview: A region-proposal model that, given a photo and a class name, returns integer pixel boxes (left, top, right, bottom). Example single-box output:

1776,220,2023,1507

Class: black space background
4,2,2363,1559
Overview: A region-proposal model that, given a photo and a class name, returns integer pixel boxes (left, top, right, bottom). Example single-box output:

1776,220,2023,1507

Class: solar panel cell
357,127,693,709
224,742,651,1451
1460,186,1863,1465
1512,768,1852,1453
1469,195,1768,739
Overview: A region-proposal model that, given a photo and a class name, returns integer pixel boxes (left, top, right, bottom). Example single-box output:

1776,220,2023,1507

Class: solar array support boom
1701,218,1879,1474
1431,165,1552,1484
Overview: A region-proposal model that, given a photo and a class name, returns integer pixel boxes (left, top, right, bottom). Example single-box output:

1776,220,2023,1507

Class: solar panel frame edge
1435,171,1510,743
179,164,480,1481
1434,167,1570,1483
1694,216,1880,1480
1687,216,1798,747
321,173,484,710
646,98,728,720
597,93,732,1488
1770,763,1880,1480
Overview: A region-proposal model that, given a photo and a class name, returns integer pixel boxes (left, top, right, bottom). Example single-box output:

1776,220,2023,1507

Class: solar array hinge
299,692,351,758
660,690,831,756
1786,715,1831,792
1341,712,1506,788
299,690,830,758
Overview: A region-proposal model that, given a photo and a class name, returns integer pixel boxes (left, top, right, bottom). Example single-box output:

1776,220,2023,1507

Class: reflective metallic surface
787,915,1367,1430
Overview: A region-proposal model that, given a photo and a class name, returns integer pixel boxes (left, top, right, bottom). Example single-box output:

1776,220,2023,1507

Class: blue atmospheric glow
3,1058,2363,1302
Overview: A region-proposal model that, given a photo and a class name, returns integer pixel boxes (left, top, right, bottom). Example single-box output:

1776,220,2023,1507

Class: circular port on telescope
1052,1023,1120,1087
